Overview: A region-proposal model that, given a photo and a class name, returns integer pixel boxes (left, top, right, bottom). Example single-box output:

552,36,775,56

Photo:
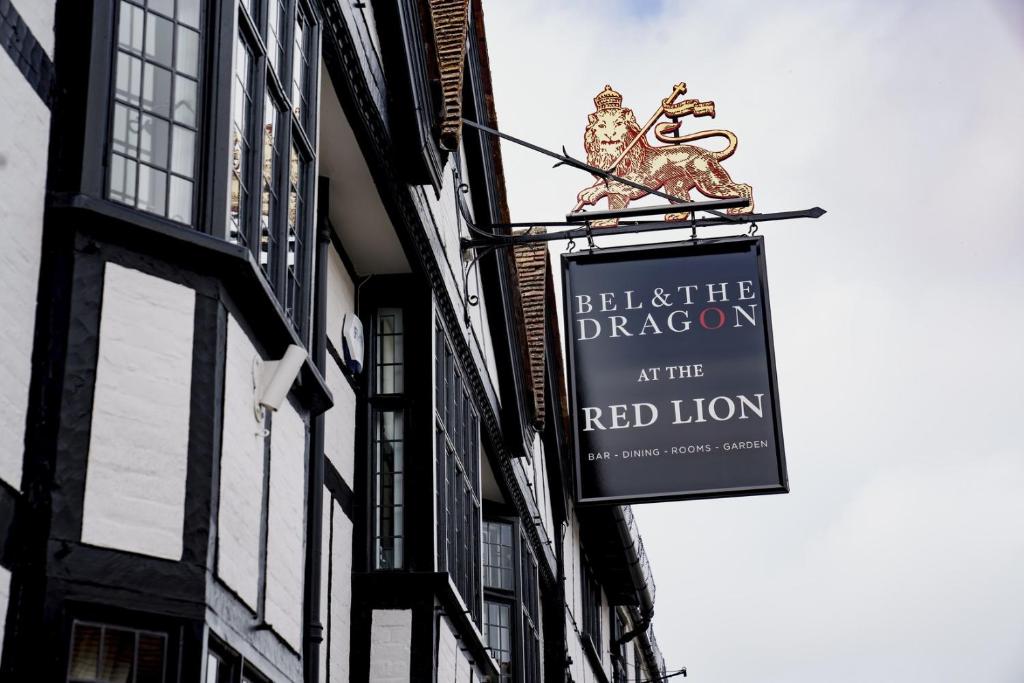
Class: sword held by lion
572,83,754,225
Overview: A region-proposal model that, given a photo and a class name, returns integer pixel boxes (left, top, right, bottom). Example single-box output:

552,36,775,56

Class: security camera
254,344,307,419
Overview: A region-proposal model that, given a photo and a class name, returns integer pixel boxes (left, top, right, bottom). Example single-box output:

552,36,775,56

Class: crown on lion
594,85,623,111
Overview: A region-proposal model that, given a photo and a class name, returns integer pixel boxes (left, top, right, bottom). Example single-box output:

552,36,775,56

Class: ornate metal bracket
452,122,826,321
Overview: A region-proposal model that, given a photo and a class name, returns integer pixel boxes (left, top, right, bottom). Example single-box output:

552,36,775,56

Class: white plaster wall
265,401,308,652
325,247,355,355
328,501,352,683
0,49,51,489
81,264,194,560
324,361,356,486
16,0,56,57
217,316,265,609
319,493,330,683
436,614,459,683
368,609,412,682
0,565,10,661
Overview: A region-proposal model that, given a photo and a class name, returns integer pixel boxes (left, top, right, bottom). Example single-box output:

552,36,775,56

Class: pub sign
562,237,788,505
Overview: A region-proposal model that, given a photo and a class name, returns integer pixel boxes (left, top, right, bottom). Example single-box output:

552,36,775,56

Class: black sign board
562,236,788,505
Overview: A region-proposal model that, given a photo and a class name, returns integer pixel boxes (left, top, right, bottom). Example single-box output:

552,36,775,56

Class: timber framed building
0,0,668,681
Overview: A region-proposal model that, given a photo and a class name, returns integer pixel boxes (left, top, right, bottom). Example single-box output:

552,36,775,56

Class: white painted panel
0,565,10,660
265,402,307,651
436,615,459,683
325,248,355,356
319,492,330,683
217,316,265,609
0,53,50,489
324,361,356,486
328,502,352,683
81,264,194,560
16,0,56,56
369,609,412,682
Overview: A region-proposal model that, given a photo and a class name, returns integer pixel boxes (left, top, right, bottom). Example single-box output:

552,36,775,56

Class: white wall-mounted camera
341,313,364,375
253,344,307,421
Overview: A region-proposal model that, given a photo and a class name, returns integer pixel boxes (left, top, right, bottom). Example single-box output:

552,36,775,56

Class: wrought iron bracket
452,122,826,319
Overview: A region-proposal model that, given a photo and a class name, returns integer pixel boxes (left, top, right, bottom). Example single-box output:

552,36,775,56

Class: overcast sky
482,1,1024,680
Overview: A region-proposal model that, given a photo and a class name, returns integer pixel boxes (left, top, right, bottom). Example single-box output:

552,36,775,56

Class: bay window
435,322,481,620
228,0,317,331
108,0,202,223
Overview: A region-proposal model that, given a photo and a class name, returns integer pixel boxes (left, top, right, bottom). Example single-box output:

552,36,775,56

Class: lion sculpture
576,85,753,222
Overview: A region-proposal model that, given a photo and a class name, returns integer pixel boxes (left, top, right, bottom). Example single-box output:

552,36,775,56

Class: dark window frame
228,0,320,337
368,306,407,570
66,619,171,683
481,515,542,683
435,320,482,624
104,0,207,225
205,634,272,683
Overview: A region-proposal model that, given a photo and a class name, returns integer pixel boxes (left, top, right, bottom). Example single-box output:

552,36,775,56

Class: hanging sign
562,237,788,505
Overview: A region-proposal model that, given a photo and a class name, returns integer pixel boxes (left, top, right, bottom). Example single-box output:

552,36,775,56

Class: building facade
0,0,668,681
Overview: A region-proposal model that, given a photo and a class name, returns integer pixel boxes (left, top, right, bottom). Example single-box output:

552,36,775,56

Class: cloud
483,0,1024,680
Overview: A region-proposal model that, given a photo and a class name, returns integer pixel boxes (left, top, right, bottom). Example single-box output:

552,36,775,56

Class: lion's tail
654,124,738,161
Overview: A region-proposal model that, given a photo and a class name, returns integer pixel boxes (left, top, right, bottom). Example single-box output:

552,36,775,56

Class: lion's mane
583,109,650,175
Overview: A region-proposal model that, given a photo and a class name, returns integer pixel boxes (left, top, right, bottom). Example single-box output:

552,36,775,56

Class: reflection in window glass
373,409,404,569
108,0,201,224
67,621,167,683
483,521,514,591
260,97,280,279
375,309,404,394
484,600,513,683
229,39,253,247
285,142,305,319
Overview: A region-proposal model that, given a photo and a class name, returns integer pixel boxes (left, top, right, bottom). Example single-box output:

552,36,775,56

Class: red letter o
699,307,726,330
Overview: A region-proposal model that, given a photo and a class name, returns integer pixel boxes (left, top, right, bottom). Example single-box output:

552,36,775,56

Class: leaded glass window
434,321,481,622
229,0,317,334
371,307,405,569
67,621,167,683
109,0,202,223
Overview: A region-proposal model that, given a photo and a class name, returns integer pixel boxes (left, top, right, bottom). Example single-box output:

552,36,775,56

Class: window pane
144,13,174,67
176,27,199,78
68,623,102,679
109,0,202,224
267,0,286,78
374,409,404,569
139,114,169,168
115,51,143,105
99,627,135,682
149,0,174,17
171,125,194,175
259,97,279,278
137,165,168,215
109,155,138,206
285,143,305,319
173,75,197,126
111,103,140,157
177,0,200,28
118,1,145,53
168,176,193,223
229,38,253,245
135,633,166,683
291,13,307,120
142,63,173,117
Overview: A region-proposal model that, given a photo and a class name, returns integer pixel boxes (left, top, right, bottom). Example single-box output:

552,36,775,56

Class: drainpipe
303,178,331,683
611,504,664,676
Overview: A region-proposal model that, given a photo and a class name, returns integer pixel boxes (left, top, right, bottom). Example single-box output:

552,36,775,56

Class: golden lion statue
575,84,753,223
